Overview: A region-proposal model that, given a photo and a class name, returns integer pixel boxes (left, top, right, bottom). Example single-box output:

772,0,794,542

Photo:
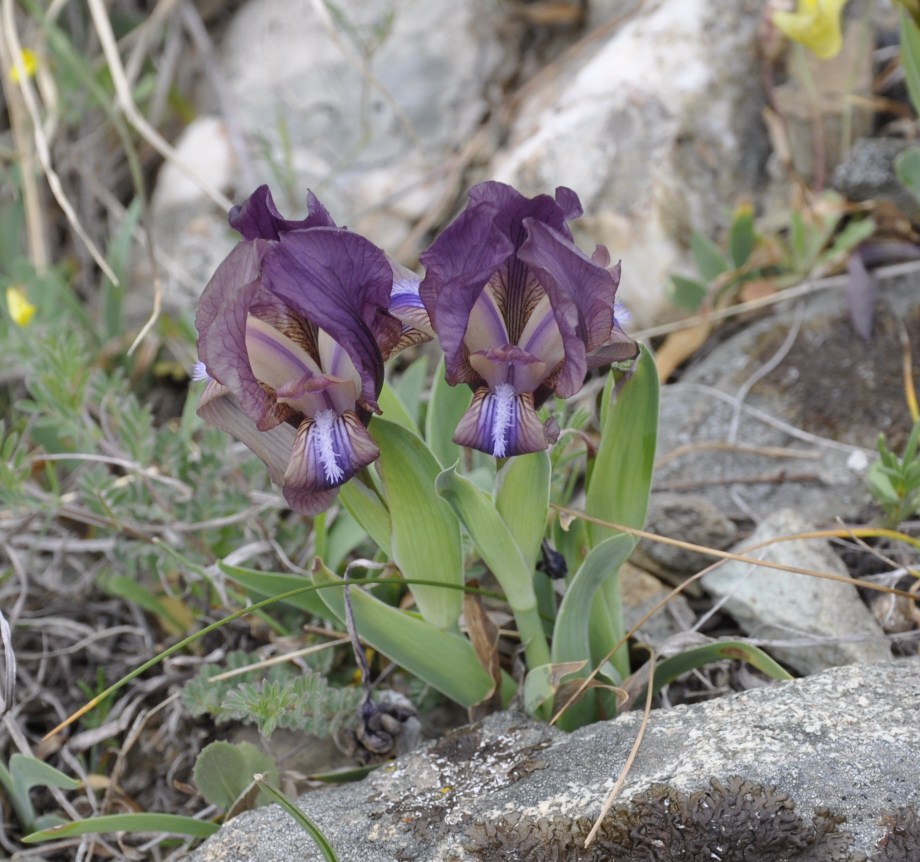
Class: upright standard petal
229,185,337,240
263,228,401,414
196,186,400,516
195,240,293,430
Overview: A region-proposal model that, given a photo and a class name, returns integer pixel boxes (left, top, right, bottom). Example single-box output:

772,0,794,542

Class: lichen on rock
465,775,861,862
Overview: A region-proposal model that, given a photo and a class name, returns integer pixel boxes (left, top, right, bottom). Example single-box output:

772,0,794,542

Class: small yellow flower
6,287,36,327
7,48,38,83
772,0,849,59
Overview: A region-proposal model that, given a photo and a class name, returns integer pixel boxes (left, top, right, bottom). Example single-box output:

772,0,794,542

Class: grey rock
141,0,509,319
491,0,768,328
833,137,920,222
213,0,504,248
634,492,738,587
619,563,696,648
654,263,920,524
702,509,891,675
183,662,920,861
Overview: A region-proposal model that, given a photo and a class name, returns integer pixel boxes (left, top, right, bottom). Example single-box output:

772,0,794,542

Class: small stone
701,509,891,675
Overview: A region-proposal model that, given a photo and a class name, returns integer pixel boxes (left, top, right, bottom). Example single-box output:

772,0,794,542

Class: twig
1,0,118,284
85,0,233,212
584,647,655,847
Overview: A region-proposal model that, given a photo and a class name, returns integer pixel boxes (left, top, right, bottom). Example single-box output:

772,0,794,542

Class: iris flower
772,0,848,59
419,181,636,458
195,186,430,514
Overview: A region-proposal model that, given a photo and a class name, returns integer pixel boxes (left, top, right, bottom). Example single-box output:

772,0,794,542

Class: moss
465,776,863,861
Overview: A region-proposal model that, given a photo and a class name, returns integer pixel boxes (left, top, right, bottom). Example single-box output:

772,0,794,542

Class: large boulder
490,0,768,328
183,661,920,861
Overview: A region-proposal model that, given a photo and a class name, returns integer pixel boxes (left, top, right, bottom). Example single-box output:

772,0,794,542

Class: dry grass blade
0,608,15,718
900,320,919,423
1,0,119,285
584,647,656,848
549,504,920,725
85,0,233,213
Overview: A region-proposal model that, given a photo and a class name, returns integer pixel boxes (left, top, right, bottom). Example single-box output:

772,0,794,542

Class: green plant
0,755,79,835
192,740,278,811
668,196,875,315
867,420,920,528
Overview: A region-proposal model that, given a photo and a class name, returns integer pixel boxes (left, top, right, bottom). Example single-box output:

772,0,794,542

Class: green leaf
390,355,429,427
193,740,277,810
0,755,80,833
522,661,586,715
824,216,876,261
631,640,793,706
436,466,551,679
728,204,756,269
22,813,219,843
9,754,80,794
101,575,189,634
552,534,634,681
585,345,659,547
370,419,463,631
901,9,920,118
338,475,392,557
312,562,493,707
220,563,336,621
667,275,709,311
896,146,920,206
690,230,728,281
424,356,472,467
494,451,551,573
325,508,373,571
256,777,339,862
377,381,420,436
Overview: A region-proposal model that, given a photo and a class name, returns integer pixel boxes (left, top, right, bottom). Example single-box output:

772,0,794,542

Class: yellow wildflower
7,48,37,83
6,287,36,327
772,0,849,59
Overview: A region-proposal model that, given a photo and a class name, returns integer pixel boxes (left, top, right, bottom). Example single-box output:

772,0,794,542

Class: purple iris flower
195,186,430,514
419,181,637,458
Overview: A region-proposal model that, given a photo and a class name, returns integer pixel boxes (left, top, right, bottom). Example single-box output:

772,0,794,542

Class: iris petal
283,410,380,514
262,229,394,414
452,385,557,457
196,380,296,486
229,185,337,240
245,314,322,392
387,261,434,356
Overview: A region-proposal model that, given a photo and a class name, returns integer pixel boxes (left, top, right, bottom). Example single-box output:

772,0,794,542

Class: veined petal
283,410,380,514
195,240,292,430
387,261,434,356
229,185,337,240
452,385,558,457
419,201,515,385
262,229,395,413
245,314,322,392
464,282,511,358
196,380,296,486
518,218,632,397
517,293,565,378
468,344,548,395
